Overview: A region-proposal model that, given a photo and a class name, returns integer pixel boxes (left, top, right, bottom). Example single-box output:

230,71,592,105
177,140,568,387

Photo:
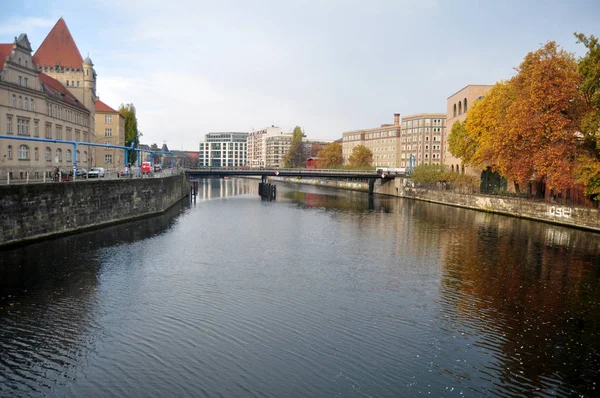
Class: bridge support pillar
368,178,376,195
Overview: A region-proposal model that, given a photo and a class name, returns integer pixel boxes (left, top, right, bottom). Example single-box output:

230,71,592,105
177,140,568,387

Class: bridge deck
185,168,405,179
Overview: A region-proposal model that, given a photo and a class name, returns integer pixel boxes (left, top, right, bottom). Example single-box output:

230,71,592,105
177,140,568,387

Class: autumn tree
465,42,585,190
316,142,343,168
283,126,305,168
347,145,373,168
448,120,478,165
119,103,141,165
574,33,600,197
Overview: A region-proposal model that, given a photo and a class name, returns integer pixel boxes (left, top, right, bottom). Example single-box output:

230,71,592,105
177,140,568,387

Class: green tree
283,126,305,168
448,120,478,165
119,103,140,165
347,145,373,168
316,142,343,168
410,163,447,184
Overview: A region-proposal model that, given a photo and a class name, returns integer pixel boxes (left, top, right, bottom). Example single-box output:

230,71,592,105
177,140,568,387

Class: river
1,178,599,397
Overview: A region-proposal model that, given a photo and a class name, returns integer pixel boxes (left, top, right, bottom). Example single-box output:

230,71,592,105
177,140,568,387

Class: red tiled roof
39,73,88,111
95,99,119,113
0,43,13,73
33,18,83,68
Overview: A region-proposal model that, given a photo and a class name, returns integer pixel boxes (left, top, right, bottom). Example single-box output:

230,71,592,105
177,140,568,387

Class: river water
1,178,599,397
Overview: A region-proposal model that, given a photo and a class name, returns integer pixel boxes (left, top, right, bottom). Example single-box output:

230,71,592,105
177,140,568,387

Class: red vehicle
141,162,152,175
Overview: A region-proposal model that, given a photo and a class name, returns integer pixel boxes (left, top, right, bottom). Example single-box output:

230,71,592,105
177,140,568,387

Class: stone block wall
0,174,188,246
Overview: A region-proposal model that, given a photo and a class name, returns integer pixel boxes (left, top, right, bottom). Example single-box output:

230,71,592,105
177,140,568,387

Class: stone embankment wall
0,174,188,247
274,176,600,232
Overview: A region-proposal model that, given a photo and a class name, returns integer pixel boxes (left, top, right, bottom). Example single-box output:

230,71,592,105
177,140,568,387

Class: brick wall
0,174,188,246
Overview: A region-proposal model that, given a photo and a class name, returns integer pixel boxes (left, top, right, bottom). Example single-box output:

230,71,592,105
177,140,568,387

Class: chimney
394,113,400,126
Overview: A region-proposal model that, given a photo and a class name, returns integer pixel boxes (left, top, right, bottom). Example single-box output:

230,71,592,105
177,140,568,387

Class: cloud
0,16,56,35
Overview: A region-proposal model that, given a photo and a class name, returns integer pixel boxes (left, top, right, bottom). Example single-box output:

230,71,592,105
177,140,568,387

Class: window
77,81,80,87
45,147,51,161
67,81,69,87
18,96,22,109
46,103,50,116
56,125,62,140
105,115,112,123
458,101,462,115
34,147,39,160
18,145,29,160
464,98,468,112
76,150,80,162
30,98,34,112
18,76,22,86
66,149,72,162
105,128,112,137
66,128,72,141
11,94,16,107
105,154,113,164
56,148,62,162
7,145,12,159
6,116,12,134
45,123,52,139
83,151,87,162
24,77,28,88
453,104,457,117
34,120,39,137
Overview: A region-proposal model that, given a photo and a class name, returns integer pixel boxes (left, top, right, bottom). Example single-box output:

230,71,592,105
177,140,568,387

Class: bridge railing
186,167,378,175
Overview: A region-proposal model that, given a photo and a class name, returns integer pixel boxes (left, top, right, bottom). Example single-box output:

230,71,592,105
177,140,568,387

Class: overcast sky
2,0,599,150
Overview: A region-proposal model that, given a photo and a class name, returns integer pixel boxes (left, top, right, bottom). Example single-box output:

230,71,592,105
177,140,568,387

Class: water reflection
0,199,189,396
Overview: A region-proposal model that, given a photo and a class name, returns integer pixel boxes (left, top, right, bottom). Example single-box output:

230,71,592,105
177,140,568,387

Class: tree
282,126,305,168
464,42,585,190
347,145,373,168
119,103,140,165
574,33,600,196
316,142,343,168
448,120,478,165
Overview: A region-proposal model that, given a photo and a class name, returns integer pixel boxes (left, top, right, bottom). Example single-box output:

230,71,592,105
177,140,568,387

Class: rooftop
33,18,84,68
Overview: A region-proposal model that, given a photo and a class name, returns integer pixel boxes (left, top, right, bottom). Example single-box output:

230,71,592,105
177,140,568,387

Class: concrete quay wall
0,174,189,247
275,176,600,232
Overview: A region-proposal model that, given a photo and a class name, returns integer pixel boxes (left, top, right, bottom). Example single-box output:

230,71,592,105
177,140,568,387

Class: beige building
265,134,293,168
443,85,492,173
247,125,284,167
342,113,402,167
94,100,125,170
0,24,96,180
399,113,446,168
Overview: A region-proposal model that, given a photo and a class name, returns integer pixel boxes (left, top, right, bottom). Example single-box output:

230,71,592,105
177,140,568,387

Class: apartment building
399,114,446,168
341,113,402,167
94,100,125,169
247,125,283,167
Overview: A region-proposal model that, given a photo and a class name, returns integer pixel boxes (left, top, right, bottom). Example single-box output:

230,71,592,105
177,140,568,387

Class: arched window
30,98,34,112
76,150,80,162
11,94,16,107
45,147,51,161
66,81,69,86
458,101,462,115
451,165,454,172
18,96,22,109
66,149,72,162
7,145,12,159
461,165,465,174
453,104,457,117
456,164,459,173
464,98,468,112
24,97,28,110
18,145,29,160
56,148,62,162
34,147,39,160
83,151,88,162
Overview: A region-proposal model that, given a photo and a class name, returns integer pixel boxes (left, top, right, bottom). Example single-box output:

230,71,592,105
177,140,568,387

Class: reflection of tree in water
0,199,189,396
436,212,600,396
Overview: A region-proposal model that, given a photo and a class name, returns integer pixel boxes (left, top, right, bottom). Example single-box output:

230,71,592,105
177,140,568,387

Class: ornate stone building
0,18,97,180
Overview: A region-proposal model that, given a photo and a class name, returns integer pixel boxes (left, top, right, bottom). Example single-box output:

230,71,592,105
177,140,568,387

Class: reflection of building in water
196,178,257,200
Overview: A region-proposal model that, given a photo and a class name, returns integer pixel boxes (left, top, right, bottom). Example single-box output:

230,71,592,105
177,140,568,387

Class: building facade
342,113,402,167
247,126,283,167
94,100,125,170
443,85,492,173
198,132,248,167
399,113,446,168
265,134,293,168
0,28,95,180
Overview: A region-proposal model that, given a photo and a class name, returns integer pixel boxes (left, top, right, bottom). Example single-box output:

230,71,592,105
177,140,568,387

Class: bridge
185,168,407,197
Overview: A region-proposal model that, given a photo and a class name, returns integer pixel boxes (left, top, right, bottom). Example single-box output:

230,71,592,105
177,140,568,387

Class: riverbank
272,176,600,233
0,174,189,248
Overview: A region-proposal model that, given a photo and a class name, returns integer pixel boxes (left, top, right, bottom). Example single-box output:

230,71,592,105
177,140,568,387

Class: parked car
154,164,162,172
69,168,87,177
117,167,129,178
88,167,105,178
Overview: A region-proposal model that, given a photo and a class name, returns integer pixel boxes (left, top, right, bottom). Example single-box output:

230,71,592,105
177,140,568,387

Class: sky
1,0,599,150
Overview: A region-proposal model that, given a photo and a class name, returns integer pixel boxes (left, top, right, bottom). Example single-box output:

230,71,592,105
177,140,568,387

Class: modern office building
399,113,446,168
94,99,125,170
0,20,96,180
198,132,248,167
443,85,493,173
342,113,402,167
